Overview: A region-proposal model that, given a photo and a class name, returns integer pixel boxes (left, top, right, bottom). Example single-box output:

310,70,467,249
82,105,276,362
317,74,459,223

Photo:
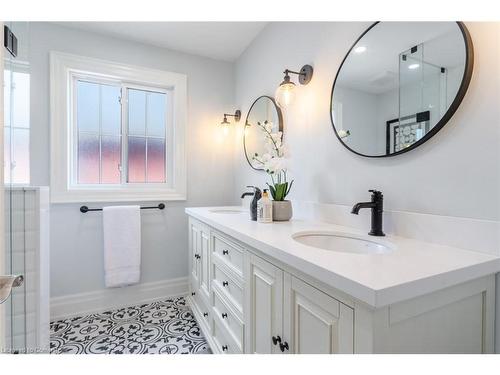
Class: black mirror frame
330,21,474,158
243,95,284,170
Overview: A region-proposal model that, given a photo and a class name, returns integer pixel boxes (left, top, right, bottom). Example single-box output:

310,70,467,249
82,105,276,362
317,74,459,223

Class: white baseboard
50,277,189,321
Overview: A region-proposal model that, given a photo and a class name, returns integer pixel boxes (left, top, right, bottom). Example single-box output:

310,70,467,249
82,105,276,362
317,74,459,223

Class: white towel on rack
103,205,141,288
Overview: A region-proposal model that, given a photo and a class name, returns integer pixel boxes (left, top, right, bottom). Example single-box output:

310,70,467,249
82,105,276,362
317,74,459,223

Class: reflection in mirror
331,22,473,157
244,96,283,170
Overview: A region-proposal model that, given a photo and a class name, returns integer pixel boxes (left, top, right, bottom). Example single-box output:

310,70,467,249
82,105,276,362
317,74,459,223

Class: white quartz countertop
186,206,500,308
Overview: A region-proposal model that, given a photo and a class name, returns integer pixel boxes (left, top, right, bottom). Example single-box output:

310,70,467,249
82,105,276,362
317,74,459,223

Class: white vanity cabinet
186,214,496,354
188,217,355,354
190,219,210,303
245,253,284,354
188,219,212,335
283,274,354,354
245,253,354,354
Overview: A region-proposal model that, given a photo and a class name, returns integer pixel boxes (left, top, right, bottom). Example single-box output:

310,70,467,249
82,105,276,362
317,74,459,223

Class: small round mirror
244,95,283,170
331,22,473,157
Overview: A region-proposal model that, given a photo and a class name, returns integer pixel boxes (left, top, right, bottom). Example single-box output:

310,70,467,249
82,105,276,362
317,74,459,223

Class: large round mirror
244,95,283,170
331,22,473,157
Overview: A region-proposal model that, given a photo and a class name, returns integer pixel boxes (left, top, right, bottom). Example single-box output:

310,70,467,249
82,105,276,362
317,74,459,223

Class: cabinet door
245,253,283,354
199,228,211,302
283,275,354,354
189,220,201,291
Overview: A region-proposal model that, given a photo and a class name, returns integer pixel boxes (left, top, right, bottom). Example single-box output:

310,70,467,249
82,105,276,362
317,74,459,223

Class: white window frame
50,52,187,203
4,60,31,186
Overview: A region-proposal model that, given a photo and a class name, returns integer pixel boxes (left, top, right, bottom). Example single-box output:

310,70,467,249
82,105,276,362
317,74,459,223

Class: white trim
50,277,189,321
0,21,5,349
50,51,187,203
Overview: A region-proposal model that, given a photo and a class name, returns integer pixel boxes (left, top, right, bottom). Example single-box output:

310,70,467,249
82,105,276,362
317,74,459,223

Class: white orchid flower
261,153,272,162
264,121,273,133
255,121,293,201
337,129,351,139
277,145,288,158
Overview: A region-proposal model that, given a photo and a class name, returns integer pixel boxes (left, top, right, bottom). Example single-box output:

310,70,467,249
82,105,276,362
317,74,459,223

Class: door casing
0,21,6,350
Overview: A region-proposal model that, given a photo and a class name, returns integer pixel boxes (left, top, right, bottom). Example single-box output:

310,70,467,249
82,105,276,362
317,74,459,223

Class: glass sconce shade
219,110,241,136
222,122,230,136
220,116,230,136
274,65,313,109
275,81,296,108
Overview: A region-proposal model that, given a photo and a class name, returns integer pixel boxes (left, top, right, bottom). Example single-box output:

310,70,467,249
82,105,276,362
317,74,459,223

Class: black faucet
242,186,262,221
241,191,254,199
351,190,385,236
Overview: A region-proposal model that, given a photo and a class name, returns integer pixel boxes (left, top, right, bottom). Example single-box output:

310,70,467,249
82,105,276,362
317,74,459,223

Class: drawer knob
195,254,201,259
272,335,281,345
279,341,289,352
203,312,208,317
222,281,229,287
222,345,228,352
221,312,228,319
222,249,229,255
191,292,196,296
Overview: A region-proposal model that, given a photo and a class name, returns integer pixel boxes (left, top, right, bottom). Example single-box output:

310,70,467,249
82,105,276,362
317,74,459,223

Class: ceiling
335,22,466,94
54,22,268,62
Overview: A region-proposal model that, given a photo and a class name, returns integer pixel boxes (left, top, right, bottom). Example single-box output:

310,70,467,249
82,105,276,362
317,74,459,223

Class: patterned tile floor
50,296,211,354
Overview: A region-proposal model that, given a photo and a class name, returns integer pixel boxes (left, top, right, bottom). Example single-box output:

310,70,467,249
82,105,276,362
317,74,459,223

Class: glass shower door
3,21,30,354
395,43,445,152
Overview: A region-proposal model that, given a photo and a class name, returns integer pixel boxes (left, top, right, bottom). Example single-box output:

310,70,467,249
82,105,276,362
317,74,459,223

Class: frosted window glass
4,127,11,184
147,138,165,183
101,136,121,184
12,128,30,184
77,81,100,132
127,136,146,183
128,89,146,135
78,133,100,184
4,70,11,127
72,81,168,186
147,92,166,137
101,85,121,135
11,72,30,128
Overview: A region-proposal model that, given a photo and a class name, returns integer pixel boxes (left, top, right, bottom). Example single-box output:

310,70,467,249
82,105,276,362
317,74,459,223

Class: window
4,63,30,185
50,52,187,203
74,80,167,185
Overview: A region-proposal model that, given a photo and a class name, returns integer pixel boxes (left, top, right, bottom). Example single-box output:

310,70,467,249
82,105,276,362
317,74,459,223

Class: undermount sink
292,231,394,255
209,208,245,214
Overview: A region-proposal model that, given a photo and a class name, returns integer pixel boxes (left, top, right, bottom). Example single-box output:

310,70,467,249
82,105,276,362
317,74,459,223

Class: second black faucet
351,190,385,236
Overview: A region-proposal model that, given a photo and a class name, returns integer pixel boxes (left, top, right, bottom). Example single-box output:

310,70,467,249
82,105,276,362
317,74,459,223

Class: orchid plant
252,120,293,201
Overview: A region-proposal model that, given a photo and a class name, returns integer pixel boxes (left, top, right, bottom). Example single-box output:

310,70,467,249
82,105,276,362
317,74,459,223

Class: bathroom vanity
186,206,499,354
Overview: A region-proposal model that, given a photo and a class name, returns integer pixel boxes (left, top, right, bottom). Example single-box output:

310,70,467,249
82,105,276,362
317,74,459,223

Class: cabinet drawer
190,285,212,332
213,315,242,354
197,298,213,332
212,260,243,313
212,233,243,277
213,288,244,350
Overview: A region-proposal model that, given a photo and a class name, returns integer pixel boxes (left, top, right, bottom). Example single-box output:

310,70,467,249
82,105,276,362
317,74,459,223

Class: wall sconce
275,64,314,108
220,110,241,135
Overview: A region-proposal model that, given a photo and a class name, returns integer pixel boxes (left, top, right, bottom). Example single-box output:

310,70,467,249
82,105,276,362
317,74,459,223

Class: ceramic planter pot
272,200,293,221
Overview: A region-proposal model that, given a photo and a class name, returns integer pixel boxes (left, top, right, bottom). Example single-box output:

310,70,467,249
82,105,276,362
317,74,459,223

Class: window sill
50,189,186,204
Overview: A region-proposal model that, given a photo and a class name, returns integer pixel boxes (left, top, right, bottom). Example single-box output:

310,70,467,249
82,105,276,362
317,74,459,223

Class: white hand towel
103,205,141,288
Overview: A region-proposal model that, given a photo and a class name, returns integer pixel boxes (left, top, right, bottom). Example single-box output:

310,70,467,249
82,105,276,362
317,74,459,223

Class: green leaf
285,180,294,197
266,183,274,199
272,183,286,201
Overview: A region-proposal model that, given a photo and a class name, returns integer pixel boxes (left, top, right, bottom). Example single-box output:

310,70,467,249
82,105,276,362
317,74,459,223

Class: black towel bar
80,203,165,213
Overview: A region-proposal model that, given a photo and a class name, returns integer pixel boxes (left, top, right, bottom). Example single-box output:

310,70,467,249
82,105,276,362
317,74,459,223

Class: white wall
28,23,236,299
333,85,381,154
233,22,500,351
233,22,500,222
